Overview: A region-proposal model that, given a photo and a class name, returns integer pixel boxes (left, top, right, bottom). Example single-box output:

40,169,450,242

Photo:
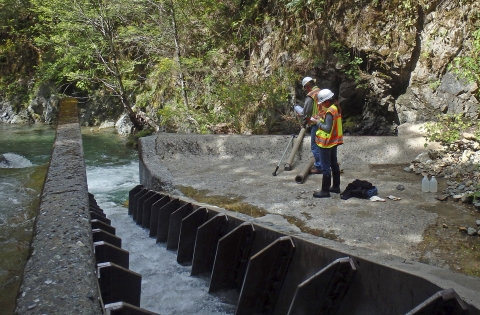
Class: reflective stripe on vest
315,105,343,148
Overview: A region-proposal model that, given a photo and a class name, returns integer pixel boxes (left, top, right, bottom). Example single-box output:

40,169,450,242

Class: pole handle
272,166,279,176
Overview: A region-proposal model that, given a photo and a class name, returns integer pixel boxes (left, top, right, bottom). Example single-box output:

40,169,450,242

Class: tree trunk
169,0,189,109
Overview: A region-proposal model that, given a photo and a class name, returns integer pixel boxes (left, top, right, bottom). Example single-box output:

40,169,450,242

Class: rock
467,227,478,236
442,223,448,228
476,220,480,227
461,194,474,204
428,151,441,160
459,226,468,233
463,132,476,140
396,184,405,191
453,194,463,201
0,154,8,166
413,152,431,163
99,121,115,129
115,113,134,136
403,167,412,173
436,194,448,201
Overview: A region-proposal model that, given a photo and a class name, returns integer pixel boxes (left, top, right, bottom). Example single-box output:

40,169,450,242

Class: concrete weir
15,99,152,315
13,98,480,314
130,189,480,315
138,132,480,314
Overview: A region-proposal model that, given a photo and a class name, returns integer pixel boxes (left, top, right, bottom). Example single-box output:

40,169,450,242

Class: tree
145,0,188,109
32,0,159,131
0,0,40,103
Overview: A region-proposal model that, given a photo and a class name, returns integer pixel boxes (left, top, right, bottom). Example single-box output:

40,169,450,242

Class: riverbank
138,125,480,277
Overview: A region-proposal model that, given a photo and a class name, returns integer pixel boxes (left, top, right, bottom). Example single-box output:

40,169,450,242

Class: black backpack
340,179,378,200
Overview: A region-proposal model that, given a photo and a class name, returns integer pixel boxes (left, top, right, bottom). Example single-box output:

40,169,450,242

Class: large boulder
115,113,134,136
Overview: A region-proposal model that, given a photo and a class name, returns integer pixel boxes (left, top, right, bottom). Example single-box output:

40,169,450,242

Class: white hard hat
317,89,334,104
302,77,313,87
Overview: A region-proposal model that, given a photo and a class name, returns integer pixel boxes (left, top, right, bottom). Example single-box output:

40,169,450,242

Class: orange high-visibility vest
307,87,324,125
315,105,343,148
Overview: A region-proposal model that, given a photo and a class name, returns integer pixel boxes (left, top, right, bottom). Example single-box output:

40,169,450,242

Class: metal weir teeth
122,185,476,315
88,192,157,315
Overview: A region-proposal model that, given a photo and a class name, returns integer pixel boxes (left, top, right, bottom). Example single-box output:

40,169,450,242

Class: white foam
0,153,33,168
86,161,235,315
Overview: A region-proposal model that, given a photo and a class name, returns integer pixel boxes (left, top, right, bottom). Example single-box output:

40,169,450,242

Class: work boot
313,175,331,198
309,167,322,174
329,171,341,193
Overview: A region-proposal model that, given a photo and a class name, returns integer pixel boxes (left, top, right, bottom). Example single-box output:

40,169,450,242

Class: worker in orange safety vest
313,89,343,198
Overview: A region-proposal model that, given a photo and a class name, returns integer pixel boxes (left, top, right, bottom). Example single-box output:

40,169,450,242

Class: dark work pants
310,125,322,170
320,145,340,177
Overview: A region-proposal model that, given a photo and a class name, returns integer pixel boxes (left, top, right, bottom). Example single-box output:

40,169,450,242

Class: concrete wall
15,99,102,314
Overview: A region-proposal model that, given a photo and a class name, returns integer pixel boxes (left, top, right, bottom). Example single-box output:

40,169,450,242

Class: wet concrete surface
139,130,480,278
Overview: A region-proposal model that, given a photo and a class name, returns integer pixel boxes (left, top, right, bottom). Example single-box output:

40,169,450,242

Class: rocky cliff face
2,1,478,136
0,84,124,128
248,1,479,135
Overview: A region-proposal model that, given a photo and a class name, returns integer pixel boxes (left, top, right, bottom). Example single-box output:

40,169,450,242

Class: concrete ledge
15,99,102,314
143,132,440,166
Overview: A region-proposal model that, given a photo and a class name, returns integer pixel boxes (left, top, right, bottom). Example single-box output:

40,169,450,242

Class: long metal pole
272,134,296,176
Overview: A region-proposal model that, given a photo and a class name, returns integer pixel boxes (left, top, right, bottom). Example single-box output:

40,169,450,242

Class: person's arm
317,112,333,133
302,97,313,123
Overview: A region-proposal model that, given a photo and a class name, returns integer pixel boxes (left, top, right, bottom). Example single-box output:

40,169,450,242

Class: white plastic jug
294,105,304,115
429,176,438,193
422,175,429,192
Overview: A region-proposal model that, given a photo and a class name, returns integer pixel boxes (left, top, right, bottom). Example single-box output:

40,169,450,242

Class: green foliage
277,0,325,17
450,28,480,96
134,128,155,138
468,163,480,204
331,42,364,82
422,113,476,146
1,0,475,136
342,116,360,132
472,182,480,203
156,103,178,130
0,0,39,102
429,80,441,90
154,68,296,134
126,127,155,148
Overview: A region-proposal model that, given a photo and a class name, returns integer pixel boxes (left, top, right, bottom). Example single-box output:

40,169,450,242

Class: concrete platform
138,129,480,311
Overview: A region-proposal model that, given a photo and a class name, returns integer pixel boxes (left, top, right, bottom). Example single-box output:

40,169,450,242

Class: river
0,124,234,315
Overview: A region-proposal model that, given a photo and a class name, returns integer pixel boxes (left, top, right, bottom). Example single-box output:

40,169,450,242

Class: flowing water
0,124,234,315
0,123,55,315
82,128,235,314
